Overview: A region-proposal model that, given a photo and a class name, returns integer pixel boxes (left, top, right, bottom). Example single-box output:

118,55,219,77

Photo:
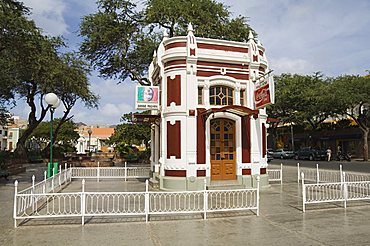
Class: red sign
254,76,274,109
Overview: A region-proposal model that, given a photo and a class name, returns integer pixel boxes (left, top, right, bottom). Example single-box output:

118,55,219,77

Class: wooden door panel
211,163,222,180
210,118,236,180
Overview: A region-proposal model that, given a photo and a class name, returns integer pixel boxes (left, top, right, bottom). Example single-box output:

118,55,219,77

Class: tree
80,0,254,85
328,75,370,161
109,112,151,160
30,118,79,148
41,53,99,153
269,73,331,130
0,0,99,158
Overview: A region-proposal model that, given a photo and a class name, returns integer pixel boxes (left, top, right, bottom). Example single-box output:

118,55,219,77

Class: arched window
209,86,234,106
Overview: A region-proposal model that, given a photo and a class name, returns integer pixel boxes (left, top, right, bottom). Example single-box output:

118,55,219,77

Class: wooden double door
210,118,236,180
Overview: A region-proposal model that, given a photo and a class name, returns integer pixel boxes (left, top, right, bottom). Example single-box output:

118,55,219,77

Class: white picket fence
13,166,260,227
301,172,370,212
297,163,370,184
14,178,260,227
268,163,283,184
71,165,150,181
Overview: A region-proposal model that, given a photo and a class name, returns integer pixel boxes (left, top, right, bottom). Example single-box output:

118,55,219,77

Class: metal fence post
52,168,55,192
31,175,35,211
145,179,149,223
43,171,47,193
316,164,320,184
64,163,67,183
81,179,85,225
32,175,35,191
59,165,62,186
280,163,283,184
203,179,207,220
343,172,347,209
14,180,18,228
124,162,127,182
301,172,306,213
256,175,260,216
297,163,300,183
339,164,343,183
69,164,72,182
97,161,100,183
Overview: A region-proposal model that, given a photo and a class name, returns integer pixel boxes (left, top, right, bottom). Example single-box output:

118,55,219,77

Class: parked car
294,147,327,161
267,152,273,162
272,149,295,159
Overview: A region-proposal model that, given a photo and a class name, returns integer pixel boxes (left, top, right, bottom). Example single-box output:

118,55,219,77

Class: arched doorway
210,118,236,180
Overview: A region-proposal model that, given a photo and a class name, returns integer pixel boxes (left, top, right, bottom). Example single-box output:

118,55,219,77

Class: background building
75,126,115,153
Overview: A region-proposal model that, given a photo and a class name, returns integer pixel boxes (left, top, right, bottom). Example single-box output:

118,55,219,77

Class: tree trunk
362,128,369,161
15,120,41,158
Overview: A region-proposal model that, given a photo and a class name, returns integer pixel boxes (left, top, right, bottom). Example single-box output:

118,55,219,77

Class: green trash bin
53,162,58,176
47,162,52,178
47,162,59,178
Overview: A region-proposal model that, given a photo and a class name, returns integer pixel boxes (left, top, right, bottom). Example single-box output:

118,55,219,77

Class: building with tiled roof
75,126,115,153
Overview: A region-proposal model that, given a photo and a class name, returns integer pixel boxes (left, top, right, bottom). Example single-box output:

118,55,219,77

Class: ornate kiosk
137,24,274,190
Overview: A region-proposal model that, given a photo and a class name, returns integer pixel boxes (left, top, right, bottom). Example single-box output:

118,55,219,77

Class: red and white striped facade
148,24,272,190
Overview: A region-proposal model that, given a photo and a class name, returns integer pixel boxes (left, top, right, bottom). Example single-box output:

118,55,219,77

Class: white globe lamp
45,93,59,107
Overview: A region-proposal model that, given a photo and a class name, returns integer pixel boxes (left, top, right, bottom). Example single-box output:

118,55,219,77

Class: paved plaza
1,163,370,245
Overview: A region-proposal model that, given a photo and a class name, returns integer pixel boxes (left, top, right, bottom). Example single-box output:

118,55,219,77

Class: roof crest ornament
248,30,254,40
188,22,193,32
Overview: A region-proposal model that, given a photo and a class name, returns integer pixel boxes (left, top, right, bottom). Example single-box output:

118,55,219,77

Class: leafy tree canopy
0,0,99,157
80,0,254,85
30,118,79,145
268,72,330,130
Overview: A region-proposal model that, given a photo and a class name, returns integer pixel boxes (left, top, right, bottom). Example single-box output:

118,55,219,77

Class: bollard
297,163,300,183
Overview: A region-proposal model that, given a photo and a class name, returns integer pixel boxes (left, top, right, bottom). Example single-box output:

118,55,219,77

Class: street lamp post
88,129,92,153
45,93,60,177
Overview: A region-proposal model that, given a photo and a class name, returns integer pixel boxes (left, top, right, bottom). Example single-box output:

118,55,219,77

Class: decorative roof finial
163,29,169,39
248,30,254,40
188,23,193,32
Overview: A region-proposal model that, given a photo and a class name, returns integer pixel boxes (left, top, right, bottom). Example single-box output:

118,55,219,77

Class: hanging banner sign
254,75,274,109
135,86,159,110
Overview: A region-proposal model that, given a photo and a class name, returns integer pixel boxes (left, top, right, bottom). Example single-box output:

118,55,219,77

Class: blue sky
14,0,370,125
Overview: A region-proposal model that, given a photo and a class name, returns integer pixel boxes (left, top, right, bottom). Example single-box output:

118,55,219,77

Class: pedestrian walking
327,147,332,161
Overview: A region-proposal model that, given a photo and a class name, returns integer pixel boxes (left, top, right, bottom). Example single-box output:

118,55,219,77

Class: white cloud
270,57,316,75
25,0,68,36
101,103,134,118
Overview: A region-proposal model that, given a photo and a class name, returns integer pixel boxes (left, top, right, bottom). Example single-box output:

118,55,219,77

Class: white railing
268,163,283,184
18,164,71,195
297,163,370,184
14,178,260,227
71,162,150,181
302,172,370,212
